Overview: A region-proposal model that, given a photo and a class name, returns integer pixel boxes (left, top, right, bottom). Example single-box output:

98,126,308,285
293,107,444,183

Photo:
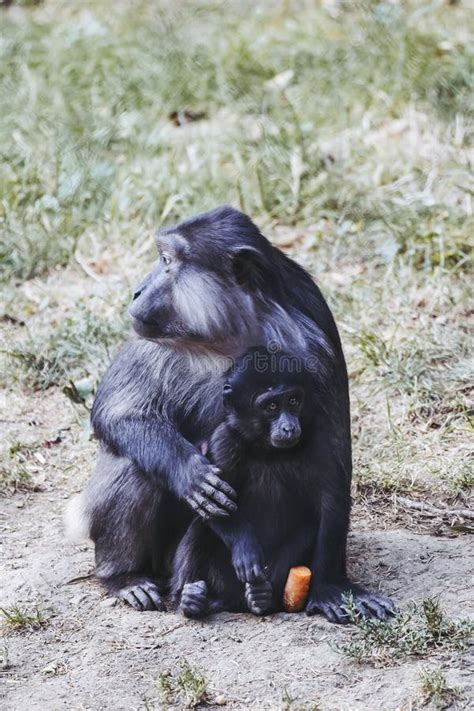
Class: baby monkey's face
223,376,309,450
253,384,305,449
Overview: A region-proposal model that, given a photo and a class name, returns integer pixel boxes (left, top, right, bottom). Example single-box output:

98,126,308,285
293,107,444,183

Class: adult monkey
68,206,392,623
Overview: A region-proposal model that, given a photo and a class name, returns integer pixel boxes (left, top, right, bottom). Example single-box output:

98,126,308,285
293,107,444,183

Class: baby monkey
171,347,317,617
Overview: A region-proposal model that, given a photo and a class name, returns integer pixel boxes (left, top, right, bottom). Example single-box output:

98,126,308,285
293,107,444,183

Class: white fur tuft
64,494,90,542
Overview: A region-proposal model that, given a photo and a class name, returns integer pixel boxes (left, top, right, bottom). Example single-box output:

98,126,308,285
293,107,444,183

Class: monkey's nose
283,424,295,434
132,289,142,301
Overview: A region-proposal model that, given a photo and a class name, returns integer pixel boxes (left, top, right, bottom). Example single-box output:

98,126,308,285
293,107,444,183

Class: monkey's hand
306,582,395,624
245,579,273,616
185,454,237,520
231,536,266,583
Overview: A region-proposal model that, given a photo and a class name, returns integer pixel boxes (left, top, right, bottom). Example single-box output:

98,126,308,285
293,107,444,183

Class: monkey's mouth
270,436,300,449
131,317,169,340
131,317,190,342
132,318,233,355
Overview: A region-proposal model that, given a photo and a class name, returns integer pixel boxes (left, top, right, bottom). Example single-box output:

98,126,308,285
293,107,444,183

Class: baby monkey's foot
180,580,209,619
245,579,273,616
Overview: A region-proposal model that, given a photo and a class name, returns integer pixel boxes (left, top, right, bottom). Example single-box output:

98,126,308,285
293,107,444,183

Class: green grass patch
0,1,472,280
0,464,35,494
156,663,208,709
0,603,48,632
3,305,128,390
337,597,473,666
0,439,44,494
418,667,462,710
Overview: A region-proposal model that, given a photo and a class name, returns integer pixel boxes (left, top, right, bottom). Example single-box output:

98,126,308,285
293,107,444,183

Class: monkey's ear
232,247,268,292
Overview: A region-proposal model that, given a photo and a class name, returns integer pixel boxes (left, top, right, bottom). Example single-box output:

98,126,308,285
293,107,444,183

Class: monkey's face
227,384,305,450
129,227,263,350
256,386,305,449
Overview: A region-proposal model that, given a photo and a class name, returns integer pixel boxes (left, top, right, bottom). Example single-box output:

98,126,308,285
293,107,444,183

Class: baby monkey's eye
289,397,299,406
161,254,172,266
268,402,278,411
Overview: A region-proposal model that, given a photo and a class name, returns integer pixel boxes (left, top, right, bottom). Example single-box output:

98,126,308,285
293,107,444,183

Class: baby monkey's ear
223,383,233,405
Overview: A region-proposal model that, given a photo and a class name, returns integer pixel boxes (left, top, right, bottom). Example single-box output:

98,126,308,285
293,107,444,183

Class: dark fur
171,349,318,616
70,205,393,621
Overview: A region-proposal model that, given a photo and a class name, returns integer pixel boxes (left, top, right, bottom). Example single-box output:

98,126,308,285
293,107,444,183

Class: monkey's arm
207,512,265,583
90,356,236,519
205,425,266,582
94,412,236,518
305,441,394,622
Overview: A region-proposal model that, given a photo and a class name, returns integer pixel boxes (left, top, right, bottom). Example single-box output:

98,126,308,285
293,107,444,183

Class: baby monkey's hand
245,579,273,616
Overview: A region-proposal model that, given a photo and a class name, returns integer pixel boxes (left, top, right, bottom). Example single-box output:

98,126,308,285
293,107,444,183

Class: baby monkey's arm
204,423,266,583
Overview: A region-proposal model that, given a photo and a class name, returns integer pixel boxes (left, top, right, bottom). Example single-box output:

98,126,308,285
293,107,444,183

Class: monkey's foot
306,582,395,624
180,580,210,619
113,576,166,612
245,579,273,616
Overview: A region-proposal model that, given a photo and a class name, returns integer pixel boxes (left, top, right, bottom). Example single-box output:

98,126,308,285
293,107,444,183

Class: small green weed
0,439,44,494
0,464,35,494
282,688,321,711
0,604,48,632
337,597,473,666
156,663,208,709
418,667,462,710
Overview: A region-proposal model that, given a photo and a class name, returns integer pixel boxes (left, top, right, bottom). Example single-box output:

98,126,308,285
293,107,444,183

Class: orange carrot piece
283,566,312,612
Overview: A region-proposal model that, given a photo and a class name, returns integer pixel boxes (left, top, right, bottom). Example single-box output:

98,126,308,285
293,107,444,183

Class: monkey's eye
289,397,299,407
161,254,172,266
267,402,278,411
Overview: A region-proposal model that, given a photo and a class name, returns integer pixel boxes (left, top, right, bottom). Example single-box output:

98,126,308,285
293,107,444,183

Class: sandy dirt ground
1,389,473,711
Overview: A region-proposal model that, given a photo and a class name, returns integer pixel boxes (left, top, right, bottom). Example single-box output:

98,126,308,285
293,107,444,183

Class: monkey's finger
359,591,395,616
245,565,264,583
247,591,272,605
181,595,206,611
332,605,350,624
310,602,339,624
200,483,237,513
190,493,227,519
376,595,396,614
143,586,167,612
352,601,370,620
209,488,237,512
360,598,388,621
306,599,342,624
234,564,246,582
121,590,145,611
202,500,231,518
180,600,206,618
250,580,272,594
252,564,267,582
245,581,270,595
188,496,210,520
323,606,339,623
205,471,237,501
184,580,207,594
132,586,157,611
194,492,231,518
182,590,206,603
